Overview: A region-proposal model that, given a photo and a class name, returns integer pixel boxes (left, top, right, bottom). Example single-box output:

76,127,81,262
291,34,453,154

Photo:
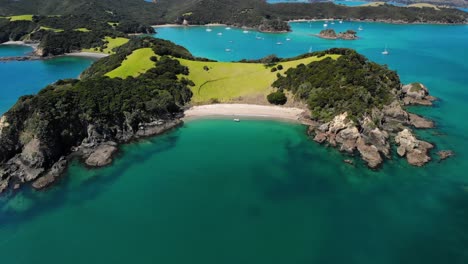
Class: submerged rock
437,150,454,161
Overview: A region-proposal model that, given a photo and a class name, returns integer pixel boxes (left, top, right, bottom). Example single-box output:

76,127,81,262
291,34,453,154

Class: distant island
316,29,358,40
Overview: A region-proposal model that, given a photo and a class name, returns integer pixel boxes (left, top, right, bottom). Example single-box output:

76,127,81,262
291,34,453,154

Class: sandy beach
64,52,110,58
184,104,307,123
1,41,39,50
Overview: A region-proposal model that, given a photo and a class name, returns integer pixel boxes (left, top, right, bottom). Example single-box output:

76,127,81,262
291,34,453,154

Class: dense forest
1,0,466,26
273,48,400,121
0,38,194,170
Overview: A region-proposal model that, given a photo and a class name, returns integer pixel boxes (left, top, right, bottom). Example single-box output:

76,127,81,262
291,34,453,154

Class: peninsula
0,36,441,193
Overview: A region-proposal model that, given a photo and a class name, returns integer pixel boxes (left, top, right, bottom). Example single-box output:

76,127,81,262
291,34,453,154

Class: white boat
206,28,212,32
217,32,223,36
225,48,231,52
276,42,283,45
358,26,363,31
255,33,262,40
331,21,335,25
382,45,389,55
225,27,231,30
308,46,313,53
233,118,240,122
286,38,291,41
323,23,328,27
243,30,249,34
339,20,343,24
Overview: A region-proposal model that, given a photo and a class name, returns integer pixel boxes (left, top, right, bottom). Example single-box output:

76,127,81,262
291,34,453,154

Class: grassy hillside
178,55,339,103
83,36,129,54
106,48,157,78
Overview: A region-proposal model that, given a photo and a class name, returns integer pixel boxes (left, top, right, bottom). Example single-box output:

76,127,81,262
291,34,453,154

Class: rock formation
310,82,438,169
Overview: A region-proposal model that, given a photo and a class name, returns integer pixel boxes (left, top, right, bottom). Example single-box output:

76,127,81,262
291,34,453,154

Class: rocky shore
308,82,439,169
0,118,182,193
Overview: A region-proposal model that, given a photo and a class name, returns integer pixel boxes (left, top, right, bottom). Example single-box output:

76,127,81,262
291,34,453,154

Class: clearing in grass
8,15,34,21
105,48,157,78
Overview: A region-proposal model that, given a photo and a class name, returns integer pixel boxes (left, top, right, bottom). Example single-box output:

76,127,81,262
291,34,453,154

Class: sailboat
217,32,223,36
255,33,262,40
308,46,313,53
358,25,363,31
323,22,328,27
206,28,212,32
225,27,231,30
339,20,343,24
276,41,283,45
382,45,389,55
286,38,291,41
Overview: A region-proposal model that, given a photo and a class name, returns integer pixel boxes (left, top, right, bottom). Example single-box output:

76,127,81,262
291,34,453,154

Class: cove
0,50,95,114
0,22,468,263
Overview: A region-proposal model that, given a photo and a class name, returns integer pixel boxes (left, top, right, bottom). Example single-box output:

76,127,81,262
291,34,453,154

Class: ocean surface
1,22,468,263
0,45,95,114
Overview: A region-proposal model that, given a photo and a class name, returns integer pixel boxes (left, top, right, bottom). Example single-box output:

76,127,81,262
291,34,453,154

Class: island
316,29,358,40
0,33,443,194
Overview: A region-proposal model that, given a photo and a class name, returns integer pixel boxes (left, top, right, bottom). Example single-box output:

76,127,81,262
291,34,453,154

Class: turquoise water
1,22,468,263
0,47,95,114
267,0,407,6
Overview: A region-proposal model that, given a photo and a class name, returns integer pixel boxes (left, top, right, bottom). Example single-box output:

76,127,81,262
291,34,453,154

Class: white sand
65,52,110,58
184,104,306,122
1,41,39,50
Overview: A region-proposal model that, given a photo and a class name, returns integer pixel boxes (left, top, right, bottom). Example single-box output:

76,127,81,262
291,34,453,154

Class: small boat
276,42,283,45
206,28,212,32
243,30,249,34
358,26,363,31
286,38,291,41
339,20,343,24
225,27,231,30
255,33,262,40
308,46,313,53
331,21,335,25
233,118,240,122
217,32,223,36
225,48,231,52
323,23,328,27
382,45,389,55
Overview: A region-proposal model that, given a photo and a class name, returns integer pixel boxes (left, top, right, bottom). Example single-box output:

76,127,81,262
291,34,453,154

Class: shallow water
0,22,468,263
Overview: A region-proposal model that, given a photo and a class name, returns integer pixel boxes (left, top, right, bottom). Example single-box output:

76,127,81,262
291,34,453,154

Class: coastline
287,18,468,25
1,41,39,51
183,104,308,124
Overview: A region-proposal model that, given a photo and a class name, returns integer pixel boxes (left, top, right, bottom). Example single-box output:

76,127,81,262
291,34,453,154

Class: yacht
233,118,240,122
225,27,231,30
243,30,249,34
206,28,212,32
382,46,389,55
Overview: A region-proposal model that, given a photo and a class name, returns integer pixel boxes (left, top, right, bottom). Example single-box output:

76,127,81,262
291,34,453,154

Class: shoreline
1,41,39,51
287,18,467,25
183,104,308,124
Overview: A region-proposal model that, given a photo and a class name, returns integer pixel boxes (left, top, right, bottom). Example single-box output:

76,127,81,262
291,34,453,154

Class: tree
267,91,287,105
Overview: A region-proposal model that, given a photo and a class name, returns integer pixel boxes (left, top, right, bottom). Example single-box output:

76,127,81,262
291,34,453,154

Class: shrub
277,64,283,70
267,91,287,105
271,67,277,72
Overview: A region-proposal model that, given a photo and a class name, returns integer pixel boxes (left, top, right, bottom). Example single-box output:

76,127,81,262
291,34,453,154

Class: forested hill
0,0,466,27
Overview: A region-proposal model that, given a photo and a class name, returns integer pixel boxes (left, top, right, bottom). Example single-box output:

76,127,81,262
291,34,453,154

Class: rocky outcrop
0,117,183,194
32,158,67,190
317,29,358,40
402,83,437,106
395,129,433,166
408,113,434,128
85,142,118,167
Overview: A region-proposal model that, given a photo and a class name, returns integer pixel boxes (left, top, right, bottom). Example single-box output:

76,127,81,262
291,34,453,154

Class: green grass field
407,3,440,10
83,36,129,54
178,55,340,103
105,48,157,78
74,28,91,32
8,15,34,21
39,26,64,32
